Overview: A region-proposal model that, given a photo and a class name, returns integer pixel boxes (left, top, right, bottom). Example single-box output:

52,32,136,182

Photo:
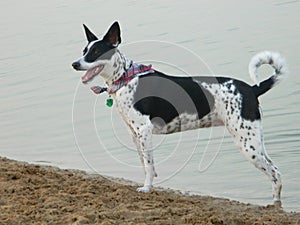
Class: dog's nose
72,61,81,70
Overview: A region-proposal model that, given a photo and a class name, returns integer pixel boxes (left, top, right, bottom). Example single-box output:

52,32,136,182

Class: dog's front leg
131,134,146,174
135,124,155,193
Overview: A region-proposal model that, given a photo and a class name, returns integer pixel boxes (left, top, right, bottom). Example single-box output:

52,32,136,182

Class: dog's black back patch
133,71,217,126
133,72,261,125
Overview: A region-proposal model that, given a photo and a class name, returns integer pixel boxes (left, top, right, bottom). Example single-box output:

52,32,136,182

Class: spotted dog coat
72,22,288,205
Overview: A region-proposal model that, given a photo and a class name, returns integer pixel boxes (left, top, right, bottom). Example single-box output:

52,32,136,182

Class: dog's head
72,22,121,83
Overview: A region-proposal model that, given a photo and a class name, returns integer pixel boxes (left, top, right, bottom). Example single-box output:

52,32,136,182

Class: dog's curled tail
249,51,288,97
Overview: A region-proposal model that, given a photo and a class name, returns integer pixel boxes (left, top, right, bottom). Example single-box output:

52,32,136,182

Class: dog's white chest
114,78,144,124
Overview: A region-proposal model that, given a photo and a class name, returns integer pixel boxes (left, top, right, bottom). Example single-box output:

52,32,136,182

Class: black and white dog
72,22,288,205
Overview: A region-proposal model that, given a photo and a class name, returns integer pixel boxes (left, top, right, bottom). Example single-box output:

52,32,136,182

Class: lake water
1,0,299,211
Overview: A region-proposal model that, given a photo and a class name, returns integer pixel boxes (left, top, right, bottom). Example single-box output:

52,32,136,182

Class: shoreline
0,157,299,224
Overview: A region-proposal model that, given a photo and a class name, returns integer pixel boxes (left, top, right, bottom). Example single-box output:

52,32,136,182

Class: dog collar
91,61,155,107
108,61,154,94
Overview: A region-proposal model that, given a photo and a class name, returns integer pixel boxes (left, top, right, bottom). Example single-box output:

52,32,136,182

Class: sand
0,157,299,225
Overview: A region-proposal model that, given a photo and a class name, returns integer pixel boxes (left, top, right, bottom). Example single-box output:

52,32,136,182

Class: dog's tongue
81,65,103,83
82,69,95,83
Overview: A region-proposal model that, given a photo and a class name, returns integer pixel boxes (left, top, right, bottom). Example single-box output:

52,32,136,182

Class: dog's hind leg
260,151,282,206
227,119,282,206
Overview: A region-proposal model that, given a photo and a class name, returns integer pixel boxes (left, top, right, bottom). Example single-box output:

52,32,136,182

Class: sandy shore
0,157,299,225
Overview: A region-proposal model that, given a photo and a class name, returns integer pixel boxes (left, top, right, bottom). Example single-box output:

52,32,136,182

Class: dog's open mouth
81,65,104,83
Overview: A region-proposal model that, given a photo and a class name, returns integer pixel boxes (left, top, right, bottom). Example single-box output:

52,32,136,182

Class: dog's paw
273,200,282,208
136,185,151,193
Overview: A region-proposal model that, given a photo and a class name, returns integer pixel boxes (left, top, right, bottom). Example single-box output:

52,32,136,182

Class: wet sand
0,157,299,225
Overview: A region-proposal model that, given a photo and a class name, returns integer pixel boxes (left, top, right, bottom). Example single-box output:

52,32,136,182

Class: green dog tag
106,98,113,107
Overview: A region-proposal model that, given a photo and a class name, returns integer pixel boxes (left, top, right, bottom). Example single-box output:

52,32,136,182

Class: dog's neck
102,50,132,87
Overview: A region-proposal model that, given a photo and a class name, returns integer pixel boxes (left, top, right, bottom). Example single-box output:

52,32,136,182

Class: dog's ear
103,21,121,47
83,24,98,42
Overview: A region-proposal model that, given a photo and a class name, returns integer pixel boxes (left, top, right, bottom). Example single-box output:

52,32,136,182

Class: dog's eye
94,49,99,55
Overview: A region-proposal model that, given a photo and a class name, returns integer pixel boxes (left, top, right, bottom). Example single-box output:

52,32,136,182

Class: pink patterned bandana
91,61,155,95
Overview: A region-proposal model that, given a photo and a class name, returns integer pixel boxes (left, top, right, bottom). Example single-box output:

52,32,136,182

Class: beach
0,157,299,225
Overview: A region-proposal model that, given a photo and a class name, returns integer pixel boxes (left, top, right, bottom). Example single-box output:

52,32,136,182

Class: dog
72,21,288,206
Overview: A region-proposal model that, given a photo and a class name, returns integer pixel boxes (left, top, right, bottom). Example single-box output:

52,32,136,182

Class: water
1,0,300,211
